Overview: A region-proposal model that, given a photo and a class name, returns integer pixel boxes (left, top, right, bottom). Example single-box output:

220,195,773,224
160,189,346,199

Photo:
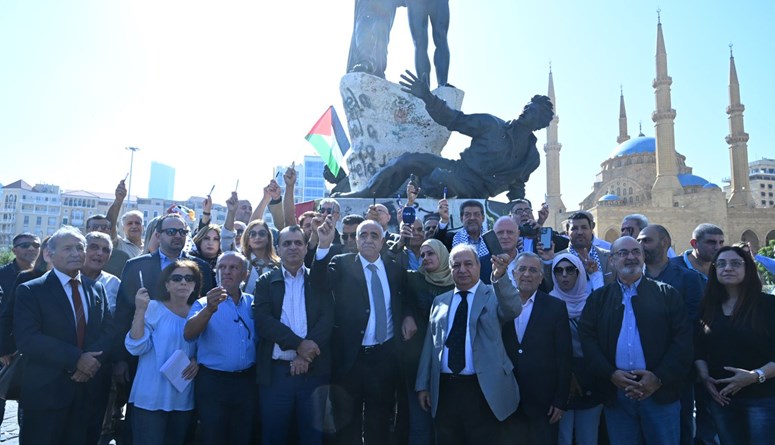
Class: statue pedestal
340,72,464,192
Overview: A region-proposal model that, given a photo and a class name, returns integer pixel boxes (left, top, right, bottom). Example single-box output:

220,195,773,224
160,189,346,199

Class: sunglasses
249,229,268,238
169,274,196,283
160,228,189,237
14,242,41,249
319,207,335,215
553,265,579,276
340,233,356,240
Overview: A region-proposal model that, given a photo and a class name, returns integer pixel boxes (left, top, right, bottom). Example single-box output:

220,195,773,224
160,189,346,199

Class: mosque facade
543,18,775,252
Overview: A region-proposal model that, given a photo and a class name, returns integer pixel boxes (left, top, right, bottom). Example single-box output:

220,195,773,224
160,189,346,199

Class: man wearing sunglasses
112,214,215,441
303,199,344,267
0,232,41,301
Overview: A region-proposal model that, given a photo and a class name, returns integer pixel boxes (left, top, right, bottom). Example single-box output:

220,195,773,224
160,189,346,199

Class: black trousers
434,374,500,445
330,340,399,445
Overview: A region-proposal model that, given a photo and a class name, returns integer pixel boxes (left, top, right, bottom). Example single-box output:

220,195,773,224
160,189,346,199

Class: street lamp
125,146,140,211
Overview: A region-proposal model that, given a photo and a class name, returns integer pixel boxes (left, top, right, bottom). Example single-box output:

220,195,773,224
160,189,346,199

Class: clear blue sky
1,1,773,212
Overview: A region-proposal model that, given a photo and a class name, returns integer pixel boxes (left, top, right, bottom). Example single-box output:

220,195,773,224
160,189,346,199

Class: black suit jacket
502,291,571,418
578,277,692,405
311,252,411,377
13,271,115,410
114,251,214,362
254,267,334,385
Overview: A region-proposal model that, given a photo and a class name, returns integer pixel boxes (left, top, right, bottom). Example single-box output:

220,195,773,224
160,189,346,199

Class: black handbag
0,354,25,400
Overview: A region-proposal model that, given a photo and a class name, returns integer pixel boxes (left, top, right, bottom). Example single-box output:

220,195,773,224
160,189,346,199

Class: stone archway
766,230,775,246
741,230,760,253
604,228,618,243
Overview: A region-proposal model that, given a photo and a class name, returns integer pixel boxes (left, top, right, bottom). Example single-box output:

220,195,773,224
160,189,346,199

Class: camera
519,224,537,237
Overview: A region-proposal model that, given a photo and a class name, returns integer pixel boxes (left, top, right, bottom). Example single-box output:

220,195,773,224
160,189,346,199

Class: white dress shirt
359,254,393,345
53,268,89,324
273,266,309,360
514,291,537,343
441,281,481,375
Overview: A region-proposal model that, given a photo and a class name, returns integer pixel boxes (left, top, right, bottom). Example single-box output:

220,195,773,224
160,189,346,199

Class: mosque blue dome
598,194,621,202
703,182,720,189
609,136,655,158
678,173,709,187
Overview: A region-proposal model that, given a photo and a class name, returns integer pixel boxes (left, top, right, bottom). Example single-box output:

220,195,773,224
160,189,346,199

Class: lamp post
125,146,140,211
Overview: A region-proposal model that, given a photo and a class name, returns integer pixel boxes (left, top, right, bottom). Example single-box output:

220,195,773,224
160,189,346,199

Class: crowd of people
0,169,772,445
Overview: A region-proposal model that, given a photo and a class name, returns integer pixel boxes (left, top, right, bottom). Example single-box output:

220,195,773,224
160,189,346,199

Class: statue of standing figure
346,0,405,79
407,0,450,87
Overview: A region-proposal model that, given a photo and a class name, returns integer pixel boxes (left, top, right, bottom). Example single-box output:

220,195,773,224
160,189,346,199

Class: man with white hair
107,179,144,258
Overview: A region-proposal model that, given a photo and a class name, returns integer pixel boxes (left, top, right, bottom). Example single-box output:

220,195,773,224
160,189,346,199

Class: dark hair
565,211,594,230
155,214,186,232
12,232,39,245
32,236,51,274
86,214,111,229
647,224,672,247
278,225,309,246
692,223,724,242
342,214,366,226
298,211,317,225
700,246,765,334
459,200,484,218
157,259,202,302
423,212,441,223
510,198,532,211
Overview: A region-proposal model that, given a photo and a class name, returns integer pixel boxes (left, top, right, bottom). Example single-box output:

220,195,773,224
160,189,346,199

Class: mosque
541,18,775,252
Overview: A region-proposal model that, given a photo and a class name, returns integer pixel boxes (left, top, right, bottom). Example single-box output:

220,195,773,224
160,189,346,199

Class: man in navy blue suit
14,226,115,444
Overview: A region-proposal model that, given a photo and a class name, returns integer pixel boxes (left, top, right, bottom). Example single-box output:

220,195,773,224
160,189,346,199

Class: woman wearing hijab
404,239,455,444
550,253,602,445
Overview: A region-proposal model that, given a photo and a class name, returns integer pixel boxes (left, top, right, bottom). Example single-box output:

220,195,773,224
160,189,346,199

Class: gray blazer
415,277,521,421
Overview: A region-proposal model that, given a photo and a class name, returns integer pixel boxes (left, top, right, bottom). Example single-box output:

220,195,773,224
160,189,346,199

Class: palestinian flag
305,106,350,177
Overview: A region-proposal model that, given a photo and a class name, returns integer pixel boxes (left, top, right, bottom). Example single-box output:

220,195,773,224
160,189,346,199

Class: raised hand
399,70,432,102
317,215,336,248
226,192,239,213
284,165,297,187
135,288,150,312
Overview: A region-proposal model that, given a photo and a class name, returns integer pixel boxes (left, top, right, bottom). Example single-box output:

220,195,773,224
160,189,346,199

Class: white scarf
549,253,589,318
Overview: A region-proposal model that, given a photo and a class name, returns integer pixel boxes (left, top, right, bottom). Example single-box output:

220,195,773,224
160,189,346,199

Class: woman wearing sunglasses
550,253,603,445
695,245,775,444
239,219,280,293
125,259,201,445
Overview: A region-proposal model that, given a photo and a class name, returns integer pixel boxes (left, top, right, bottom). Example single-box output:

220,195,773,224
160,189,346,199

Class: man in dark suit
501,252,571,444
113,214,214,441
13,226,115,444
579,236,692,444
312,216,415,445
416,244,522,444
255,225,334,444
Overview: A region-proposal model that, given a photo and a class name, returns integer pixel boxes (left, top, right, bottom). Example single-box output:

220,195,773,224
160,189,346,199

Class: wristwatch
754,369,766,384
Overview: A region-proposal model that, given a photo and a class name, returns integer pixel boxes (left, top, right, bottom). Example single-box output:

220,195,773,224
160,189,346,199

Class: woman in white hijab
550,253,603,445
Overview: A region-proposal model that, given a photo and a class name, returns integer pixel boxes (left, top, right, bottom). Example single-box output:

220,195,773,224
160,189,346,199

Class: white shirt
53,268,89,324
514,291,537,343
272,266,309,360
441,281,481,375
95,271,121,314
359,254,393,345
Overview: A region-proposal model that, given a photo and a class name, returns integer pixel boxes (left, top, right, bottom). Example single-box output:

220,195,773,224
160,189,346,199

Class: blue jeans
259,361,328,445
131,407,193,445
604,390,680,445
709,396,775,445
558,404,603,445
405,385,434,445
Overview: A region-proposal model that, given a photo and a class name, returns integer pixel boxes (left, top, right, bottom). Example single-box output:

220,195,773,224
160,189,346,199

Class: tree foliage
757,240,775,287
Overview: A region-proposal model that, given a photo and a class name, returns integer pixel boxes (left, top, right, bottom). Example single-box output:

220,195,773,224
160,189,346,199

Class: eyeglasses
160,228,189,237
715,259,744,269
613,248,642,258
236,229,245,236
280,240,305,247
553,265,579,276
88,224,112,231
621,227,635,235
340,233,356,240
14,241,40,249
511,208,532,215
319,207,337,215
516,266,541,274
169,274,196,283
249,229,268,238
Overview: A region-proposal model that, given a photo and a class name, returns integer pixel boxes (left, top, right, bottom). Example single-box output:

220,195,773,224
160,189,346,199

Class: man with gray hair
501,251,571,443
14,226,115,444
106,178,145,258
620,214,649,239
416,244,520,444
184,250,256,445
82,232,121,314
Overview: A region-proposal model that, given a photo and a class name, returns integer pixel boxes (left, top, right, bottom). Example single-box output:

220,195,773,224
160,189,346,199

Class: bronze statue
335,71,554,200
407,0,450,87
346,0,405,78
